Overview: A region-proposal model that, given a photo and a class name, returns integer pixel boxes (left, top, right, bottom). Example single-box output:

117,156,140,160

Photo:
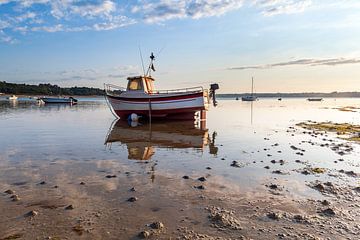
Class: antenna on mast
138,45,146,76
146,52,155,77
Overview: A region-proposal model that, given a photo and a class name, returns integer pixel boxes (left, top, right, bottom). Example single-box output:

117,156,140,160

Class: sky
1,0,360,93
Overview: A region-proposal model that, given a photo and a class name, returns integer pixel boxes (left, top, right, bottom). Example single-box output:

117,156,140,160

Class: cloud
15,12,37,22
107,74,127,78
0,0,317,44
0,19,10,29
31,24,64,32
228,57,360,70
71,0,116,17
50,0,116,19
255,0,312,16
93,15,136,30
0,0,11,5
0,29,16,43
136,0,244,23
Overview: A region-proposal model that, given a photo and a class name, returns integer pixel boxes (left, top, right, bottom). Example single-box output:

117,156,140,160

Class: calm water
0,97,359,199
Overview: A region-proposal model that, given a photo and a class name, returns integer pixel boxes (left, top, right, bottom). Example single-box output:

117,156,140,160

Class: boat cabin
127,76,155,93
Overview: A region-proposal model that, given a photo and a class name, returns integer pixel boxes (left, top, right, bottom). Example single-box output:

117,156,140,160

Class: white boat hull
106,91,209,120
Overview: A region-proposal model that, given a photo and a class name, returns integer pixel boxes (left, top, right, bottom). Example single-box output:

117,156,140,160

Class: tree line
0,81,104,96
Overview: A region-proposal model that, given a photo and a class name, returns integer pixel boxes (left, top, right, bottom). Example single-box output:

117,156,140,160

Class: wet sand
1,138,359,239
1,99,360,239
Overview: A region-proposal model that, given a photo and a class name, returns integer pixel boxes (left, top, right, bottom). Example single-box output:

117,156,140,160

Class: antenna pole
139,46,146,76
146,52,155,77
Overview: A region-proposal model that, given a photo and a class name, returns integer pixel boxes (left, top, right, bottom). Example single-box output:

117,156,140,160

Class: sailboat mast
251,77,254,97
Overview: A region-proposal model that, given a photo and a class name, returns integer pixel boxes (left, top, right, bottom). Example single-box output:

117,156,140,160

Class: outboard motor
209,83,219,106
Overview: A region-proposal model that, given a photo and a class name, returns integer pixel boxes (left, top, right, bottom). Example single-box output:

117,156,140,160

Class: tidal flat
0,98,359,239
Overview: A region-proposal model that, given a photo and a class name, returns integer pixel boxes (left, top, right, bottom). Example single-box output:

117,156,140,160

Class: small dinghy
307,98,323,102
7,95,18,100
40,97,78,104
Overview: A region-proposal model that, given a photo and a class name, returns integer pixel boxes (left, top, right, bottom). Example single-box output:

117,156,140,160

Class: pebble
290,145,298,150
80,182,86,185
65,205,74,210
150,221,164,229
206,167,212,170
127,197,138,202
139,230,151,238
264,166,270,169
182,175,190,179
4,189,14,194
198,177,206,182
194,185,205,190
267,212,281,220
11,194,20,201
301,170,310,175
272,170,287,175
130,187,136,192
25,210,38,217
230,161,241,168
105,175,117,178
321,208,336,216
39,181,46,185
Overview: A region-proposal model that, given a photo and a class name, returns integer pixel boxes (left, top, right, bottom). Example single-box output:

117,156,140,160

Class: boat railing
150,86,204,94
104,84,127,96
105,84,204,96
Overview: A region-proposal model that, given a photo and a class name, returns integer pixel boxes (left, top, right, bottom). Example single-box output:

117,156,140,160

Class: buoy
130,113,139,122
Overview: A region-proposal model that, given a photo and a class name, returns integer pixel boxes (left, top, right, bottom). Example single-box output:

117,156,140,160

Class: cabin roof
127,76,155,81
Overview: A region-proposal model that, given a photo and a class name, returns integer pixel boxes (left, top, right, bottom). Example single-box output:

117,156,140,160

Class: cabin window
128,79,143,91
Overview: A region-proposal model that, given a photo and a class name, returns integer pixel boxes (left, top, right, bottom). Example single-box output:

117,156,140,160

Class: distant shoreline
0,81,105,96
1,81,360,98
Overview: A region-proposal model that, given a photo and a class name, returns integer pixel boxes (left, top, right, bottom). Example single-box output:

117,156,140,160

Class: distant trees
0,81,104,95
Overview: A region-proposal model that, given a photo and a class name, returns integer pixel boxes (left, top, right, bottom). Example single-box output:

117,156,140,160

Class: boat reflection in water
105,120,218,160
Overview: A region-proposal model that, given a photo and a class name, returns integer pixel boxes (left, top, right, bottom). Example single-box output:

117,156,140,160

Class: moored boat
241,77,257,102
7,95,18,100
40,97,78,104
307,98,323,102
241,95,257,101
104,53,218,120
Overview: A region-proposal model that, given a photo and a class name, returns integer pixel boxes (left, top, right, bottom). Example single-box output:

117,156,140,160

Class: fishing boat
307,98,323,102
40,97,78,104
242,77,257,101
7,95,18,100
105,53,218,120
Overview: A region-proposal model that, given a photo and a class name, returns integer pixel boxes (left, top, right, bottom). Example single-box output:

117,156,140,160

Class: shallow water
1,97,359,200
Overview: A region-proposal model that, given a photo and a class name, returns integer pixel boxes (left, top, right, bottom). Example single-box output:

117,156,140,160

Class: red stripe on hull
115,106,205,120
107,92,204,102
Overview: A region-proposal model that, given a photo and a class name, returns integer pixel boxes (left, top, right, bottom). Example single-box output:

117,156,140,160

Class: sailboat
242,77,257,101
